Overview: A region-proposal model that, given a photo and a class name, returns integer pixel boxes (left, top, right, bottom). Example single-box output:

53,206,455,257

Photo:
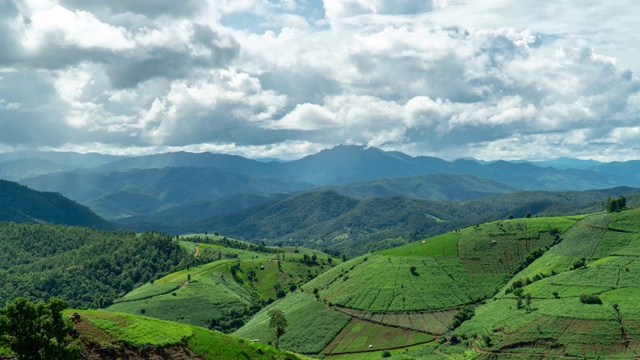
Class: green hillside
66,309,305,360
184,188,640,257
304,216,574,315
0,223,189,308
0,179,111,228
452,209,640,359
108,235,341,332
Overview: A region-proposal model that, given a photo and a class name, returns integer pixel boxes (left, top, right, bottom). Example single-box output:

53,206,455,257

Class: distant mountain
157,187,640,256
54,145,631,190
0,158,72,181
324,173,518,200
115,193,289,226
22,167,313,219
530,157,602,170
0,151,124,180
0,179,111,228
588,160,640,186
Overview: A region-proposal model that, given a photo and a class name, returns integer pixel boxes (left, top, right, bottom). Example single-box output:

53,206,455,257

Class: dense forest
0,223,190,308
0,180,112,229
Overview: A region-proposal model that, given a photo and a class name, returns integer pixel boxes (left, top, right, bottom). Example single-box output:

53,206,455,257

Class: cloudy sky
1,0,639,161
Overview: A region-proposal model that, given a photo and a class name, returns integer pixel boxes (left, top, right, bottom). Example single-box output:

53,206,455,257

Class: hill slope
68,309,304,360
0,179,111,228
324,173,518,200
167,188,640,256
453,209,640,359
22,167,313,219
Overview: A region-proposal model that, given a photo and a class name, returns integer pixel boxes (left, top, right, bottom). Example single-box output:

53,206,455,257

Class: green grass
337,308,457,335
234,292,351,354
306,255,500,312
453,210,640,358
378,232,459,257
321,319,434,355
68,310,303,360
110,243,339,329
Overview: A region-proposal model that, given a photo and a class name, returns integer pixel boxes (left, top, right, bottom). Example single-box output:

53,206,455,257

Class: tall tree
0,298,79,360
267,309,287,349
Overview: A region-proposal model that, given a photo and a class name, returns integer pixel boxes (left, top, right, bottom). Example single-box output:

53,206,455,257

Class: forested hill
0,179,112,229
175,187,640,256
0,223,190,308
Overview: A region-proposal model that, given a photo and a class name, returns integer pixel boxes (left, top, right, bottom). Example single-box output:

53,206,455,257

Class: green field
68,310,304,360
321,319,435,355
109,241,339,330
234,292,351,354
455,210,640,358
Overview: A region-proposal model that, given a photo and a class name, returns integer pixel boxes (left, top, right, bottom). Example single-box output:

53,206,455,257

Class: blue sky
0,0,639,161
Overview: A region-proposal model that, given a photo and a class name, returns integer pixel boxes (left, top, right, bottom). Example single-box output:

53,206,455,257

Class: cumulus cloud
0,0,639,161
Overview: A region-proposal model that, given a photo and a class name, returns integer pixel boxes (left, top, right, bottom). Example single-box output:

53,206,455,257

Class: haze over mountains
4,146,638,223
2,145,638,256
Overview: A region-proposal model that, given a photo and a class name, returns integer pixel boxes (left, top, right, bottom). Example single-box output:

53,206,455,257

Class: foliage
0,223,190,309
268,309,287,348
0,179,110,229
451,306,475,329
159,188,638,257
0,297,79,360
580,294,603,305
605,195,627,212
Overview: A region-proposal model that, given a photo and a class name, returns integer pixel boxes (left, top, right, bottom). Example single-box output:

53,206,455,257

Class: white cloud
1,0,640,161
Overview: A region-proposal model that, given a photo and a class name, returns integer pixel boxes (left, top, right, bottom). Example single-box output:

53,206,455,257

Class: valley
1,148,640,359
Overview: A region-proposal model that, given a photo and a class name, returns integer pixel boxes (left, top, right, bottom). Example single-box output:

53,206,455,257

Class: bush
381,350,392,358
580,294,602,304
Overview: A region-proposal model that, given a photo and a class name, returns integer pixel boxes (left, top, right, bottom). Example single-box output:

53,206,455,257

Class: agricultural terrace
321,319,434,356
304,217,574,313
66,310,303,360
109,240,339,330
337,307,457,335
234,292,351,354
457,210,640,358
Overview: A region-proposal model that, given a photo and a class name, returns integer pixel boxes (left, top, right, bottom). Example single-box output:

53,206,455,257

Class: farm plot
314,255,499,312
234,292,351,354
321,319,434,355
457,218,570,275
551,215,609,259
493,316,625,358
378,232,460,257
115,259,235,303
108,270,251,327
337,307,457,335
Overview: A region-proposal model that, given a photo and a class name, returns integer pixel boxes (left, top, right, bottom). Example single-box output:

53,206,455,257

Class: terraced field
67,309,304,360
457,209,640,358
109,239,338,329
234,293,351,354
303,217,574,313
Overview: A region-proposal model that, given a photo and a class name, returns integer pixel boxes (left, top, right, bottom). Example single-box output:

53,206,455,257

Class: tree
605,195,627,213
267,309,287,349
0,297,79,360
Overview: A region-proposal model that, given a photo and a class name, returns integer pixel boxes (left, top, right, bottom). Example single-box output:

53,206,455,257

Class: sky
1,0,639,161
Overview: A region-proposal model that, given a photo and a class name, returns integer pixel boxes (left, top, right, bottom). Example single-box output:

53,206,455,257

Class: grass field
234,292,351,354
454,210,640,358
109,240,339,329
321,319,435,355
67,309,304,360
337,307,457,335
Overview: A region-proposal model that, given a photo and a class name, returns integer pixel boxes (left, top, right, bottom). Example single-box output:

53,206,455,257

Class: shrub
580,294,602,304
381,350,392,358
